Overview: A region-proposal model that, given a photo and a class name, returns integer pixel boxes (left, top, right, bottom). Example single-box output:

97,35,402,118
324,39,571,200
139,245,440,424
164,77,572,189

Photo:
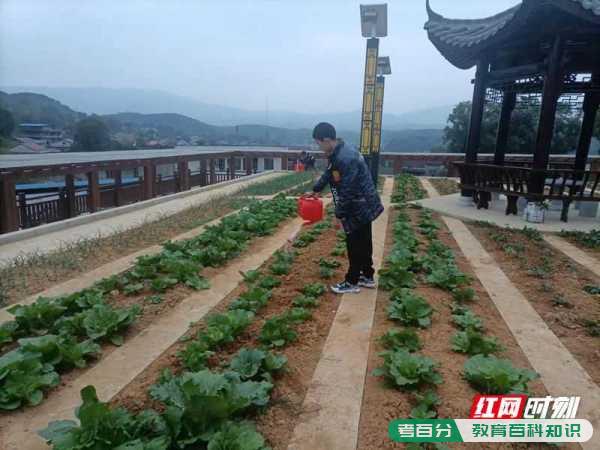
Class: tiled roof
425,0,600,69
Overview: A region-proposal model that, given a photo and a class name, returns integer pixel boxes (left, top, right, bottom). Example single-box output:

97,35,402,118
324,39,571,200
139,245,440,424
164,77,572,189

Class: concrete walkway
0,217,304,450
413,192,600,233
287,177,392,450
543,234,600,278
423,178,600,450
0,172,284,266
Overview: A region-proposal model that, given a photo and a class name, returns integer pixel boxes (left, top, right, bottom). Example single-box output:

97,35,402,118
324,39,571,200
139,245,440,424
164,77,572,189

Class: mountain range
0,88,447,152
1,86,452,131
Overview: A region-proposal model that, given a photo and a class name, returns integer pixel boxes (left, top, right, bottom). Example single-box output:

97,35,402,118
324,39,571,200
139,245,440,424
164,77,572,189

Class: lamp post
359,4,387,186
370,56,391,186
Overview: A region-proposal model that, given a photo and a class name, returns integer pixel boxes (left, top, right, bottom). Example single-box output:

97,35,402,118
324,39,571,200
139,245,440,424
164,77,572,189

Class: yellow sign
360,39,379,155
372,77,385,154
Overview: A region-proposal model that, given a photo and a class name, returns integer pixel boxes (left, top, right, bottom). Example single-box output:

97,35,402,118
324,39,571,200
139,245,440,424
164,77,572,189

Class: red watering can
298,194,323,224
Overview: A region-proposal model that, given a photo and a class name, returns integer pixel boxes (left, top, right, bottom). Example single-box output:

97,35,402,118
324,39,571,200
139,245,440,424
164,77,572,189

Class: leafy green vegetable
387,289,433,328
178,340,214,371
258,276,281,290
410,390,440,419
464,355,538,394
81,303,141,346
39,386,170,449
0,350,60,410
240,270,262,285
452,309,484,332
259,316,297,348
378,328,421,352
228,347,287,382
373,349,442,390
207,421,270,450
200,310,255,348
292,295,319,308
319,266,334,279
229,287,272,312
0,321,18,345
302,283,326,298
318,258,341,269
451,330,502,356
452,287,475,303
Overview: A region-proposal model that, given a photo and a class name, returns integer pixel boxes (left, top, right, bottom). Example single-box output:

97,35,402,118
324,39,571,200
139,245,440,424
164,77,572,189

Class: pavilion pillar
466,61,489,164
177,161,190,191
0,173,19,233
530,35,565,195
200,158,208,186
113,170,123,207
282,155,289,171
209,159,216,184
574,74,600,172
494,91,517,165
87,170,101,213
462,60,489,198
228,155,236,180
143,163,155,200
64,174,76,218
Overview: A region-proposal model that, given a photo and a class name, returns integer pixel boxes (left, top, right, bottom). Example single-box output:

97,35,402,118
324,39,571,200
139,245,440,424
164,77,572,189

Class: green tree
443,100,581,155
0,108,15,138
72,115,111,151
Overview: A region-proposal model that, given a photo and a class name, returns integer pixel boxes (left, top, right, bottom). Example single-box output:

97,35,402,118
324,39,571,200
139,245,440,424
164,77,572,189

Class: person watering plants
310,122,384,294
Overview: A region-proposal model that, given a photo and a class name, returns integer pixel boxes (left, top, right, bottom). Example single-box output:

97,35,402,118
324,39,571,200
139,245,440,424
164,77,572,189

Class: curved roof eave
424,0,600,70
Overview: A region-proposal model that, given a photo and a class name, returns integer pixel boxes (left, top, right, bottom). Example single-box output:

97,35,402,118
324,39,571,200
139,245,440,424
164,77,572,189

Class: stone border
287,178,392,450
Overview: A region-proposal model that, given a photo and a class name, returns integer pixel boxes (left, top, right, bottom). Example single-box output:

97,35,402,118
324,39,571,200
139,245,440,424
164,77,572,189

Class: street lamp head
377,56,391,75
360,4,388,38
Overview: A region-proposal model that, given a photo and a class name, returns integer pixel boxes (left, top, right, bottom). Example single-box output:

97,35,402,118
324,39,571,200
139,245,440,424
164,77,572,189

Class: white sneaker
358,275,376,289
330,281,361,294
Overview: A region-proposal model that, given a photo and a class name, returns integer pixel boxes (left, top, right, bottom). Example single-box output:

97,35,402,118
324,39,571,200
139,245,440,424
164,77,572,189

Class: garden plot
0,195,301,421
358,175,548,450
6,202,351,450
0,171,313,307
466,221,600,386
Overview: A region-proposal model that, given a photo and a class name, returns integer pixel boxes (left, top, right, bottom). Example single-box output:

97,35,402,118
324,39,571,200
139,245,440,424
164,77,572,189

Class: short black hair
312,122,336,141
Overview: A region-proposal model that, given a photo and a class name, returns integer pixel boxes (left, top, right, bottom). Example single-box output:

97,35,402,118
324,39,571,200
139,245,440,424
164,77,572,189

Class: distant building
18,123,63,142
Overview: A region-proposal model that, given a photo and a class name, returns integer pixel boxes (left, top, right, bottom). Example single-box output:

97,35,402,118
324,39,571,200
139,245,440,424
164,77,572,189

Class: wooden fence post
177,161,190,191
0,173,19,233
113,170,123,207
143,164,155,200
87,170,100,212
65,174,76,218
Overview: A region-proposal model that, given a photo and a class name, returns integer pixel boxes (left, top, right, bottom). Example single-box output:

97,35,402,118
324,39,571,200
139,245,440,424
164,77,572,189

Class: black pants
345,222,374,285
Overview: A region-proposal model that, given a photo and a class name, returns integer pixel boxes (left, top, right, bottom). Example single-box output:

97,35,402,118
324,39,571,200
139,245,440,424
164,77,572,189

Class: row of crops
13,203,344,449
0,194,298,412
371,175,539,446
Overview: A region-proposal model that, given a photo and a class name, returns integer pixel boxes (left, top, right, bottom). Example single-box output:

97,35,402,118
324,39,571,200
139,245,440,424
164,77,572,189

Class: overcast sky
0,0,521,115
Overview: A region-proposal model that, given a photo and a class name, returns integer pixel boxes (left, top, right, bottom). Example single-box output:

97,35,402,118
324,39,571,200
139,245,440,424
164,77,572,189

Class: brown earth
467,222,600,387
357,205,552,450
110,222,348,450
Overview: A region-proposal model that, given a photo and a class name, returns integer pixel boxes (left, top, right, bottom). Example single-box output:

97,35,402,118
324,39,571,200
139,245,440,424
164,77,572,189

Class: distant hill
0,91,84,130
0,89,445,151
1,86,452,130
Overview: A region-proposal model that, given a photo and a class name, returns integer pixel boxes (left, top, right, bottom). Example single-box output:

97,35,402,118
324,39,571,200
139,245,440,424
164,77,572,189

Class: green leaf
207,421,269,450
387,290,433,328
464,355,538,394
378,328,421,352
374,349,442,390
451,330,502,356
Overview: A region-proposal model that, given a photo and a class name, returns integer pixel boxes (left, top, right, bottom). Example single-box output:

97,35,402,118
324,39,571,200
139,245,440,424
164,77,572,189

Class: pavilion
425,0,600,222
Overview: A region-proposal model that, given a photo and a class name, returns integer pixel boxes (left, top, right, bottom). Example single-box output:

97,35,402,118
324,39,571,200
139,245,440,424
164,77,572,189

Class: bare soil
467,222,600,386
357,206,550,450
110,223,346,450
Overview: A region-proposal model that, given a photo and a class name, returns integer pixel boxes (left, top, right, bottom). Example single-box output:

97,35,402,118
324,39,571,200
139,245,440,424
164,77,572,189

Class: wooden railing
454,162,600,221
13,170,253,231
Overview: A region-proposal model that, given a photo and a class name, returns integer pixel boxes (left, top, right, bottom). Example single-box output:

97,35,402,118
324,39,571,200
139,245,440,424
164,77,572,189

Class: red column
65,174,76,218
177,161,190,191
113,170,123,206
87,171,101,212
200,158,208,186
209,159,216,184
0,173,18,233
143,164,155,200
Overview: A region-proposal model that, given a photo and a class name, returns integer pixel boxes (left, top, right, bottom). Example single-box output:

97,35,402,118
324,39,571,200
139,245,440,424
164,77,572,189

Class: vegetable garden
0,172,598,450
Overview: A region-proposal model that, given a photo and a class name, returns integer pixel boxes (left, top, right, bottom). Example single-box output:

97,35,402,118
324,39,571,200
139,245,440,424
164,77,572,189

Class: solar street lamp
370,56,391,186
359,4,388,186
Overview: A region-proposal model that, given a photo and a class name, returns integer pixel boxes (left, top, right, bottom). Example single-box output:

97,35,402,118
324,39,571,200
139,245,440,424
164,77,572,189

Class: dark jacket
313,140,384,234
